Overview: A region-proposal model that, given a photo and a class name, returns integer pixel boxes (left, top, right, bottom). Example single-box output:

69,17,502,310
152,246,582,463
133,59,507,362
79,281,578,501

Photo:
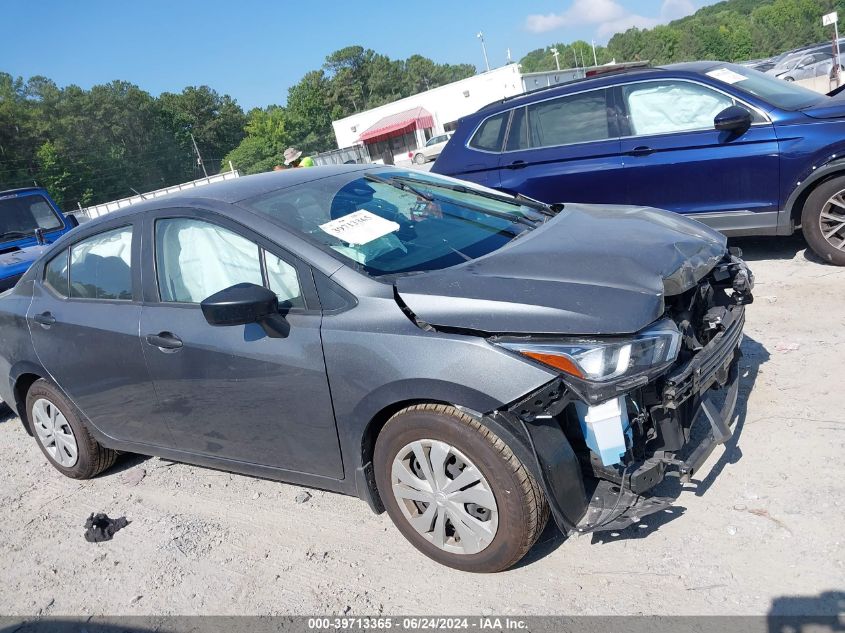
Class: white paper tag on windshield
706,68,746,84
319,210,400,246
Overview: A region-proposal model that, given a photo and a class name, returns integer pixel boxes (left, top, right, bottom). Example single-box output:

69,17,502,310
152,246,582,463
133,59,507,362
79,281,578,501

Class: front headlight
497,318,681,382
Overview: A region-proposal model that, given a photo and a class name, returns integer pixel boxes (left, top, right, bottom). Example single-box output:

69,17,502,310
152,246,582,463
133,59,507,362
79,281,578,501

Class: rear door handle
34,312,56,327
145,332,183,350
628,145,655,156
506,160,527,169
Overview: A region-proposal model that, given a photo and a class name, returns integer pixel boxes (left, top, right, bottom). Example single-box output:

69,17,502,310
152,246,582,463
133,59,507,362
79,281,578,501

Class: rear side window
469,112,508,151
526,89,611,148
506,107,529,151
69,226,133,300
44,249,69,297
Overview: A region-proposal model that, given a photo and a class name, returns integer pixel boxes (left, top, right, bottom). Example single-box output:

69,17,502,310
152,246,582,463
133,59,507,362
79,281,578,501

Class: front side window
623,80,738,136
526,89,611,148
69,226,133,300
155,218,303,307
469,112,508,151
0,194,63,243
240,169,548,276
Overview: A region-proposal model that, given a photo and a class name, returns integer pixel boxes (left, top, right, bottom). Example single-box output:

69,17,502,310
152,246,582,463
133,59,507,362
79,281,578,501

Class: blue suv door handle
506,160,527,169
628,146,655,157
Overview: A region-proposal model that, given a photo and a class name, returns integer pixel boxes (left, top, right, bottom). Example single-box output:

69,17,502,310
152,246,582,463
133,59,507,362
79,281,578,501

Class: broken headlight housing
497,318,681,383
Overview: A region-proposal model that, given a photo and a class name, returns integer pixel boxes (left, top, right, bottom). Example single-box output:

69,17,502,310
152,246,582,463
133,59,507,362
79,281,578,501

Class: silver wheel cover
820,191,845,251
391,439,499,555
32,397,79,468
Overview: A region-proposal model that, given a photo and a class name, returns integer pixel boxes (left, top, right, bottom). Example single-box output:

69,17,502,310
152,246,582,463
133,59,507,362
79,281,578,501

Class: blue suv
432,61,845,265
0,187,79,292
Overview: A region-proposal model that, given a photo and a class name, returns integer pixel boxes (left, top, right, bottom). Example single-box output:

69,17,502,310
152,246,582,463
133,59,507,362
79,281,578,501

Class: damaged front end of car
484,250,753,535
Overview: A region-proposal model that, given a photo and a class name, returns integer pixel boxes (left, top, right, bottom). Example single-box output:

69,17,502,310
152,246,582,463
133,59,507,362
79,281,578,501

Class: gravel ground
0,233,842,617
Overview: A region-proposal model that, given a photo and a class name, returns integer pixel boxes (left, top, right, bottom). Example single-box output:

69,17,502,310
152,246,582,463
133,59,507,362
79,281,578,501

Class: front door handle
145,332,183,350
506,160,527,169
628,145,655,156
34,312,56,327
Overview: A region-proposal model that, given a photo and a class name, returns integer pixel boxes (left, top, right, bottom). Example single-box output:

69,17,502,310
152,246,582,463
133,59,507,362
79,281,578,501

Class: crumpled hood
395,204,727,336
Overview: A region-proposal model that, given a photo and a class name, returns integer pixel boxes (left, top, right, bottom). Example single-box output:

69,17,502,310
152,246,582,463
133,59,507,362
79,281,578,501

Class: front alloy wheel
802,176,845,265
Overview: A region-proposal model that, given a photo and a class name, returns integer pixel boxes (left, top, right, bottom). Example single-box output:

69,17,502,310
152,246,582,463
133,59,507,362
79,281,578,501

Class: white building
332,64,523,163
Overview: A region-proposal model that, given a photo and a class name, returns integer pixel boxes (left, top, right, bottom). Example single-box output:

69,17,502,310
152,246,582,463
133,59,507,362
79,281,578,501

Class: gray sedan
0,166,752,572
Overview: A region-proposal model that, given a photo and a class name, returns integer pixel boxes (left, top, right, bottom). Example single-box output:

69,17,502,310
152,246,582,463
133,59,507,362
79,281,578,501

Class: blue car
432,61,845,265
0,187,79,292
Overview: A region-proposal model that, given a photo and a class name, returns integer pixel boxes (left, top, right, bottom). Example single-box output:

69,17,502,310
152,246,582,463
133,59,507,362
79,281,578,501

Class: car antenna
129,187,148,200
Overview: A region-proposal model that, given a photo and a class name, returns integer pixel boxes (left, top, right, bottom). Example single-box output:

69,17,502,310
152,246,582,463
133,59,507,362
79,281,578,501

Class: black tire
374,404,548,572
413,153,426,165
25,379,117,479
801,176,845,266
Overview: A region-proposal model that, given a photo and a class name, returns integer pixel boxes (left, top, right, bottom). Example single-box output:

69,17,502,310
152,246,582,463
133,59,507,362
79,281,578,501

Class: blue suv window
525,89,611,148
469,112,508,151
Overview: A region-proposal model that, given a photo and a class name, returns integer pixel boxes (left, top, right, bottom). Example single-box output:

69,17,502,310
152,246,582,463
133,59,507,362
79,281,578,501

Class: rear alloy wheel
802,176,845,265
413,153,426,165
26,379,117,479
374,404,548,572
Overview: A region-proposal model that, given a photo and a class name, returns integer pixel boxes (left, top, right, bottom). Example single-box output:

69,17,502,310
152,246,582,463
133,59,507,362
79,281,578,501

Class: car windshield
702,64,825,110
239,169,547,276
0,193,63,243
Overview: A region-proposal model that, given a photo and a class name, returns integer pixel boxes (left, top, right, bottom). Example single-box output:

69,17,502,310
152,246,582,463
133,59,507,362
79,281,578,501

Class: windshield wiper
365,174,434,202
0,231,35,240
395,175,556,219
388,176,540,228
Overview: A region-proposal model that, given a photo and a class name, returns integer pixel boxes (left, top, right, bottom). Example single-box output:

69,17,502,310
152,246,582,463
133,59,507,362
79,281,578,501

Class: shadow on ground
729,231,832,266
768,591,845,632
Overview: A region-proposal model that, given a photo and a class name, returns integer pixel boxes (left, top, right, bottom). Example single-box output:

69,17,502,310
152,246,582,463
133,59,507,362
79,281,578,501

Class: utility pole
550,47,561,71
477,32,490,72
190,132,208,178
592,39,598,66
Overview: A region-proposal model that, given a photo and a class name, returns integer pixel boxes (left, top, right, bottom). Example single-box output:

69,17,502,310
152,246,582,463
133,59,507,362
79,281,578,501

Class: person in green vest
283,147,315,168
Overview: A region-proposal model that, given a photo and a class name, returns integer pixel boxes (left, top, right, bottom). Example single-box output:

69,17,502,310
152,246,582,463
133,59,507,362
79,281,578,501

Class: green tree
223,107,291,174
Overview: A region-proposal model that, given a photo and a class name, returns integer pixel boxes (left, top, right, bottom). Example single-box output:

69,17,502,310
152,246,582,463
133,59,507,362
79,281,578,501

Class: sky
1,0,710,110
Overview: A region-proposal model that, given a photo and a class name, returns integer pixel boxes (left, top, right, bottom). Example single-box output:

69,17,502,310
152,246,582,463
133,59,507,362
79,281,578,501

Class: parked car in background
0,187,79,292
412,132,452,164
433,61,845,265
768,50,839,81
0,165,753,572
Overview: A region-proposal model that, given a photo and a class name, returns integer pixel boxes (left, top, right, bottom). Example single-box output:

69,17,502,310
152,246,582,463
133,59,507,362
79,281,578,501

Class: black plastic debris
83,513,129,543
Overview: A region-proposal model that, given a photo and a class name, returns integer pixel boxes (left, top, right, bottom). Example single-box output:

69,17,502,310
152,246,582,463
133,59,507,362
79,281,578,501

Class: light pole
550,47,560,71
591,39,598,66
477,32,490,72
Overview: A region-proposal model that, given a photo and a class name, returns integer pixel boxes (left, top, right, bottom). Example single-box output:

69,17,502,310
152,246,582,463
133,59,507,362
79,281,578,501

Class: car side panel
318,288,558,476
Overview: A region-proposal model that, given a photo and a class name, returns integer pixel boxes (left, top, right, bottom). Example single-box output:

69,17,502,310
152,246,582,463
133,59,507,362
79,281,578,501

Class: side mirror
201,283,288,337
65,214,79,228
714,105,752,133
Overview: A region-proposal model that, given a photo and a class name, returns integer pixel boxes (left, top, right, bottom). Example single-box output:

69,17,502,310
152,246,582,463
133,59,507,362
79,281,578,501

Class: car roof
0,187,49,197
472,62,728,117
70,165,378,228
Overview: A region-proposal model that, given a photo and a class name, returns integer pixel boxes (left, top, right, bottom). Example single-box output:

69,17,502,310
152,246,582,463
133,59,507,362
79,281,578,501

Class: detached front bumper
490,302,746,536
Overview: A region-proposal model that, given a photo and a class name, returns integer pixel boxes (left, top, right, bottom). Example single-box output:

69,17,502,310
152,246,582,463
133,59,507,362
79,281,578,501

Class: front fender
782,157,845,231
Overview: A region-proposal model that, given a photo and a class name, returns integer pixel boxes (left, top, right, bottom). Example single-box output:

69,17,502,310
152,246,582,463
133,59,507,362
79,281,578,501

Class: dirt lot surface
0,234,843,617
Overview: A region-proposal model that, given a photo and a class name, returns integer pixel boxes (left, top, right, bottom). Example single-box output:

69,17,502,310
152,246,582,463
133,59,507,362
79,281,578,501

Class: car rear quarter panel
0,281,38,415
